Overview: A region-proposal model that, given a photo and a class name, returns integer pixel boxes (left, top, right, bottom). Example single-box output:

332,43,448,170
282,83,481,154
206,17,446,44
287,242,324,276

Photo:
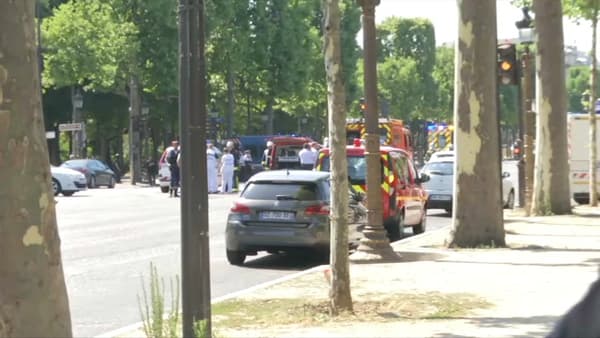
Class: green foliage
432,46,455,121
42,0,137,91
377,57,422,120
373,17,437,118
563,0,600,21
567,66,594,113
137,263,180,338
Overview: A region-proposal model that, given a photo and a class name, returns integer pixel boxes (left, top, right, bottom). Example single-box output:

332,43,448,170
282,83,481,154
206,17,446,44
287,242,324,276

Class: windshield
320,156,367,183
242,182,320,201
422,161,453,176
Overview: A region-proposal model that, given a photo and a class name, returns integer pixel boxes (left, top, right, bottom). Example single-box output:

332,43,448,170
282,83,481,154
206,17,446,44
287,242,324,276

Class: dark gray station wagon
225,170,362,265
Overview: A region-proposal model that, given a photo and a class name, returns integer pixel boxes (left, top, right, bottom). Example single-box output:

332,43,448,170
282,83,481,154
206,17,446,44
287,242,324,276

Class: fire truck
315,139,428,240
426,123,454,158
568,113,600,204
345,118,414,156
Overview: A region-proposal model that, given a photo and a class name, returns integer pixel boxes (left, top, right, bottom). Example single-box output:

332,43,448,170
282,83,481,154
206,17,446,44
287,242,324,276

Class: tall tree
446,0,505,248
323,0,353,314
432,45,455,121
0,1,72,336
376,17,436,117
530,0,572,214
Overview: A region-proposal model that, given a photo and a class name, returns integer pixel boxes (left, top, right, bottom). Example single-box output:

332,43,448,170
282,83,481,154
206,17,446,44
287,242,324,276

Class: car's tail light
305,203,329,215
230,202,251,214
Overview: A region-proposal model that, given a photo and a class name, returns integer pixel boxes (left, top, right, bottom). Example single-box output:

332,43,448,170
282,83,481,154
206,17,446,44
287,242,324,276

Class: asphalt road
55,181,458,337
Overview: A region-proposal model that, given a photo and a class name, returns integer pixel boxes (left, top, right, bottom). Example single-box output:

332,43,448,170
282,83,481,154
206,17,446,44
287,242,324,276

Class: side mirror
418,173,430,183
502,171,510,179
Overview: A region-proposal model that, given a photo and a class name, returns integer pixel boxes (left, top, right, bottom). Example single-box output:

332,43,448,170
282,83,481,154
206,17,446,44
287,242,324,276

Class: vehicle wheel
88,176,97,189
226,249,246,266
52,178,61,196
445,207,452,215
108,176,115,189
574,196,589,205
384,213,404,242
413,213,427,235
160,186,170,193
504,190,515,209
62,192,74,197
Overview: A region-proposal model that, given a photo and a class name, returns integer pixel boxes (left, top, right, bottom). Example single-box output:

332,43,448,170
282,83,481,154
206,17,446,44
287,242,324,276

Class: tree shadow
511,245,600,253
430,315,557,338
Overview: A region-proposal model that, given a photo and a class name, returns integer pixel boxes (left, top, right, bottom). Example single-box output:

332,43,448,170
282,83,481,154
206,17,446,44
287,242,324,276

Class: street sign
58,123,83,132
45,131,56,139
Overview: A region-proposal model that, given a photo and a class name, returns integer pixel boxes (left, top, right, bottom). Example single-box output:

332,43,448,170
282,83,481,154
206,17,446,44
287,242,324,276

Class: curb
94,264,329,338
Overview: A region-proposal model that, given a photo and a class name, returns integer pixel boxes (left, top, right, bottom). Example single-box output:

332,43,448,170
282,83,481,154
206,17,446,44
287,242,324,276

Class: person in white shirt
219,148,235,193
207,143,219,193
299,143,316,170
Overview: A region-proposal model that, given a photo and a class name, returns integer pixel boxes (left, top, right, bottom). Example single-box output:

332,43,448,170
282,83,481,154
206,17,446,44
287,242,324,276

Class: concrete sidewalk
111,206,600,338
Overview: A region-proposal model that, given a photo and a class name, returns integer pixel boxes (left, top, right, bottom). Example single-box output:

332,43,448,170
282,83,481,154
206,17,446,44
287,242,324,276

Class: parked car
225,170,364,266
50,166,87,196
421,151,515,214
61,159,117,189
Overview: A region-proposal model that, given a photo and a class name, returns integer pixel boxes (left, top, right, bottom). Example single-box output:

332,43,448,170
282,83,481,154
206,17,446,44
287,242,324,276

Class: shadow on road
243,251,327,271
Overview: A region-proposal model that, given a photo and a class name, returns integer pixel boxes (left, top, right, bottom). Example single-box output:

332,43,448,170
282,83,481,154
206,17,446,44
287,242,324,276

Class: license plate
259,211,295,220
430,194,451,201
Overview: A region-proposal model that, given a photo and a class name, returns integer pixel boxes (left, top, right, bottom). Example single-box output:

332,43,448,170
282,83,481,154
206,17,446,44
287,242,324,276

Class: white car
50,166,87,196
421,151,515,213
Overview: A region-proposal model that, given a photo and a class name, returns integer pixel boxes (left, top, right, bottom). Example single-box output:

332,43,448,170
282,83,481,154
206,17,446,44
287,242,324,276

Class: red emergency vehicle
263,136,314,170
316,140,428,240
345,117,414,157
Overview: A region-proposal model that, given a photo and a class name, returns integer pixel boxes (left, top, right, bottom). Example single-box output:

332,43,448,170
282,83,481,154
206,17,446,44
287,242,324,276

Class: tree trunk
226,66,235,138
531,0,572,214
446,0,505,248
0,1,72,336
129,75,142,184
324,0,353,314
265,98,274,135
589,5,599,207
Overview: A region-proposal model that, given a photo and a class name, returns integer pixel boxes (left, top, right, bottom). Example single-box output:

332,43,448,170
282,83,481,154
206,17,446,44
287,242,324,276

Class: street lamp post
71,88,84,158
516,7,534,214
141,102,150,161
351,0,398,262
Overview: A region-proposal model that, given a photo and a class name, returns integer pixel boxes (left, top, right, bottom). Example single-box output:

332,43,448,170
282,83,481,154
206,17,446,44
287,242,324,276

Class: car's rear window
63,160,88,167
423,161,453,175
242,181,320,201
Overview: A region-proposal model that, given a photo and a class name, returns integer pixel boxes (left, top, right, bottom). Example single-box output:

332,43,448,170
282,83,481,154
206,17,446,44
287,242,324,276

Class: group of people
299,142,321,169
164,138,322,196
164,139,252,197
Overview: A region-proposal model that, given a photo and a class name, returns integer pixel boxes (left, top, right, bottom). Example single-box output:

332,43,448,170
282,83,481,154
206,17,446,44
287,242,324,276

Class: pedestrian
207,142,219,193
261,140,273,168
219,148,235,193
310,142,321,167
166,140,180,197
240,149,253,182
299,143,315,170
146,158,158,186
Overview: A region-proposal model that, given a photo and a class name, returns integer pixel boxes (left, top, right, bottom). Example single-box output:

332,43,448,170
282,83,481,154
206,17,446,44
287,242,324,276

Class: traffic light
497,43,518,85
359,97,366,115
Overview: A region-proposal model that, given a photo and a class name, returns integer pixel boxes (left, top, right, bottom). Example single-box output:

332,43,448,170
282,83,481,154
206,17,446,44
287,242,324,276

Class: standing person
261,140,274,168
299,143,315,170
166,141,180,197
310,142,321,167
207,142,219,193
240,149,253,182
146,158,158,186
219,148,235,193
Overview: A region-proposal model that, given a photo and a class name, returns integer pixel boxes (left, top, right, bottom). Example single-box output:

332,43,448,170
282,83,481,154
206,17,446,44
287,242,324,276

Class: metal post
351,0,397,261
522,44,535,215
179,0,211,336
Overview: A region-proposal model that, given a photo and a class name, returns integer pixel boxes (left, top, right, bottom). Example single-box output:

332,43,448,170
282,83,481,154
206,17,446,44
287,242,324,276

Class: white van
568,113,600,204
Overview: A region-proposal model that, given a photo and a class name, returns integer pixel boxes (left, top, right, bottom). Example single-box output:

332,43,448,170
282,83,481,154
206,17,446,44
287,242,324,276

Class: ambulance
316,139,429,240
568,113,600,204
